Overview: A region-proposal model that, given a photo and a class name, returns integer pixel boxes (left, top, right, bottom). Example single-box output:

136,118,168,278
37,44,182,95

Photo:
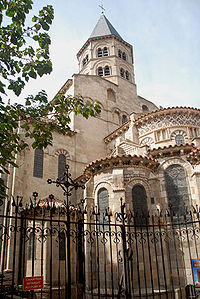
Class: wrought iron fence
0,165,200,299
1,197,200,299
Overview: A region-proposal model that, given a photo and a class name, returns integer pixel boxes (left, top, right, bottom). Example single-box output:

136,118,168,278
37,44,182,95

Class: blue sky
11,0,200,108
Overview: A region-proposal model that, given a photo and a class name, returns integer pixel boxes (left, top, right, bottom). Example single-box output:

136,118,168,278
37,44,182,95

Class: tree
0,1,101,199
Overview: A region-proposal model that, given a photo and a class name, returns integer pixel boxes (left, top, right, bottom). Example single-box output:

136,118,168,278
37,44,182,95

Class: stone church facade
1,12,200,298
6,12,200,218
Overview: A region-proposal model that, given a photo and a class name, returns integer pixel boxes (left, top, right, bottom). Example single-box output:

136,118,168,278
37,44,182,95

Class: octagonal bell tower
77,13,136,90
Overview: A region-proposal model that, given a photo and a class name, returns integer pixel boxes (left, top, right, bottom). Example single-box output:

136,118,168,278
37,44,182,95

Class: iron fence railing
1,164,200,299
0,196,200,299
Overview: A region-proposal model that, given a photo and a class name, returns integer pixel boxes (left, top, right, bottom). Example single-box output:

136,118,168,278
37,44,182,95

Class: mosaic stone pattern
137,113,200,136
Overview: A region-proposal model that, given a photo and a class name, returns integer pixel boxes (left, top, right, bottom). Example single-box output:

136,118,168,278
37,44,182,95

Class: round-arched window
142,105,149,112
98,67,103,76
122,52,126,61
132,185,148,224
122,114,127,124
82,58,86,67
120,68,125,78
58,154,66,179
98,48,102,57
103,47,108,56
104,66,110,76
175,134,185,146
107,88,116,102
125,71,130,80
98,188,109,230
164,164,190,216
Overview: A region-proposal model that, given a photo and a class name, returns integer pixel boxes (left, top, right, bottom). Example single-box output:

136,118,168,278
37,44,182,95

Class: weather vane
99,2,105,14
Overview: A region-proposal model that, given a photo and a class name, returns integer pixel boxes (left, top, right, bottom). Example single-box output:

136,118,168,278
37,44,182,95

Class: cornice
147,143,196,160
186,147,200,165
76,154,159,184
104,120,130,143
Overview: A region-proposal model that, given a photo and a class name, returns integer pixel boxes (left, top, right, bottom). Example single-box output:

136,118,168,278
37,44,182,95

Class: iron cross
99,3,105,14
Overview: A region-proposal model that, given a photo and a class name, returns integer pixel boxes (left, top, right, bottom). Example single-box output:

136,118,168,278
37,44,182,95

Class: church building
7,11,200,217
1,12,200,299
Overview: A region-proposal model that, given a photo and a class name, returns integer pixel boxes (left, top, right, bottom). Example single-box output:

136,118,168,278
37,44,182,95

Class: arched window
104,66,110,76
59,231,66,260
82,58,86,67
125,71,130,80
103,47,108,56
142,105,149,112
98,188,109,230
164,164,190,216
82,55,88,67
33,148,44,178
118,50,122,58
107,89,116,102
132,185,148,225
122,52,126,61
113,111,120,124
175,134,185,146
97,48,102,57
98,67,103,76
120,68,125,78
58,154,66,179
122,115,127,124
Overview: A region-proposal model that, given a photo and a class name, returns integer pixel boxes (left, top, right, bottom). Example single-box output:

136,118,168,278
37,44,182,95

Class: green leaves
0,1,54,96
0,89,101,200
0,1,54,199
29,70,37,79
0,2,101,202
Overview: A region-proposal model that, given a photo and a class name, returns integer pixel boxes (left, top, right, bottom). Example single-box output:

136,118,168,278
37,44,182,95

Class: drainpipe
6,120,20,270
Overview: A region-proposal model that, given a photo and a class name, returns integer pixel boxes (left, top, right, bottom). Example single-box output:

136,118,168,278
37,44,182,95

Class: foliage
0,0,53,96
0,1,101,199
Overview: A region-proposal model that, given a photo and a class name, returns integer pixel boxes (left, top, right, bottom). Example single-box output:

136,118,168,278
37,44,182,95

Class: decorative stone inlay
135,108,200,137
116,141,139,155
171,130,187,145
55,149,70,159
124,174,148,183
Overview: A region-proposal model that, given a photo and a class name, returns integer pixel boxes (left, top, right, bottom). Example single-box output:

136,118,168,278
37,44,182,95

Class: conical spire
90,14,122,39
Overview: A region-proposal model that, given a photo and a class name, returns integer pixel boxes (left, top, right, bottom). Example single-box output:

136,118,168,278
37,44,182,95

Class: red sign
192,260,200,268
23,276,43,291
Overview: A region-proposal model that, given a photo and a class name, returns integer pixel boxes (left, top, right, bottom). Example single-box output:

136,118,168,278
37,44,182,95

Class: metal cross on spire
99,2,105,14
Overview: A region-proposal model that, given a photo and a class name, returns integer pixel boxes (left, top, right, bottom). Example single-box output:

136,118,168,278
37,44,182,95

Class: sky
8,0,200,108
